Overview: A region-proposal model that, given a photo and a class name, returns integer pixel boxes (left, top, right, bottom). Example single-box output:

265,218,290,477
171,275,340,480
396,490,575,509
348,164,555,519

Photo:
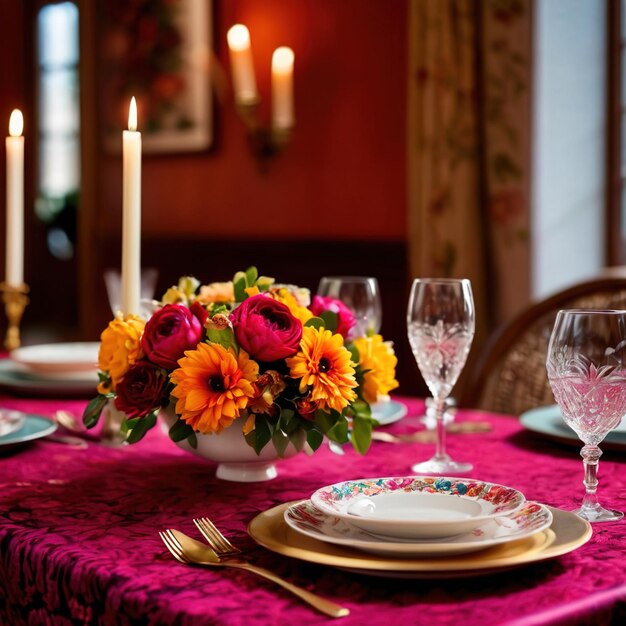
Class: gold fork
158,528,349,618
193,516,242,556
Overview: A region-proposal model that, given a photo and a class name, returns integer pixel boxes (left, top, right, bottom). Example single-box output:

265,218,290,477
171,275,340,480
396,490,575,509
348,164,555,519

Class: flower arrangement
83,267,399,456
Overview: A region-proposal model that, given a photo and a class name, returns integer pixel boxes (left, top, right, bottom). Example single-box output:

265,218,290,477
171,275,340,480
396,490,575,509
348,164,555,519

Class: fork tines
159,529,189,564
193,517,242,555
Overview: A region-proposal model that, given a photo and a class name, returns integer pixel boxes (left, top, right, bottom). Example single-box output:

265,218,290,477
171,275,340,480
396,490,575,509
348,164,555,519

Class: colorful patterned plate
249,502,591,579
284,500,553,557
310,477,526,540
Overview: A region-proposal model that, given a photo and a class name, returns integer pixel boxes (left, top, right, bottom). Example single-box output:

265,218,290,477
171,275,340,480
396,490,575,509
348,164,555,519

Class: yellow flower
353,334,399,403
170,342,258,434
271,287,313,324
197,281,235,304
287,327,357,413
97,315,145,392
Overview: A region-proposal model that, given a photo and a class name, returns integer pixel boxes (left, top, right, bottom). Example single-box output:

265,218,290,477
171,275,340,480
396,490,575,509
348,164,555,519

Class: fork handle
228,562,349,618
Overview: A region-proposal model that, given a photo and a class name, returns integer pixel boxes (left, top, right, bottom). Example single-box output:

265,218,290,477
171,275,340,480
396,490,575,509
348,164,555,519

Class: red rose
142,303,204,369
310,295,356,339
230,294,302,362
114,362,168,419
190,300,209,326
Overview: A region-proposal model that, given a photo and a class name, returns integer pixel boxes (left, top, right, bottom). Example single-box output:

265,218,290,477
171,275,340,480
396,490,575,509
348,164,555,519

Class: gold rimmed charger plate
248,502,592,578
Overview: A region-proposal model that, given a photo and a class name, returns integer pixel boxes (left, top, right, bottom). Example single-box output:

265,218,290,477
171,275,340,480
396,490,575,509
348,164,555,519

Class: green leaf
351,415,372,455
126,412,157,444
288,428,306,452
169,418,195,442
304,317,324,330
272,428,290,457
327,419,349,443
188,432,198,449
244,414,271,455
313,408,334,433
206,327,236,351
256,277,273,292
306,428,324,451
320,310,338,332
233,273,247,302
245,266,258,286
278,409,298,434
82,395,108,429
348,344,360,364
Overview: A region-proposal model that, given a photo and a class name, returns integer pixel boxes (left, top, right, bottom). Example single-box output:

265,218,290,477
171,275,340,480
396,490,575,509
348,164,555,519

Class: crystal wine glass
407,278,475,474
546,309,626,522
317,276,382,339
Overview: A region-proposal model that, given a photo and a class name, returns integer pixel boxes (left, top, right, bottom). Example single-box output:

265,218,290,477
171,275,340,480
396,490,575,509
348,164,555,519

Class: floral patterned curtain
408,0,531,348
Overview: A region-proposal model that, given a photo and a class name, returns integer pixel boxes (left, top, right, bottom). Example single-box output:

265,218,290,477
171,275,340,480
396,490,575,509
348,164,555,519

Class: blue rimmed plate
519,405,626,451
0,414,57,451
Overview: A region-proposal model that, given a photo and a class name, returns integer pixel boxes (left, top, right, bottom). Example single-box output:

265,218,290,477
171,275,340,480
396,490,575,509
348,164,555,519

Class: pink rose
230,294,302,362
114,362,168,419
310,296,356,339
142,303,204,369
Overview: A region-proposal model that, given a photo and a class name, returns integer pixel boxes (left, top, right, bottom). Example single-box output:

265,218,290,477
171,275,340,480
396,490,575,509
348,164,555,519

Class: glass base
574,504,623,523
411,456,472,475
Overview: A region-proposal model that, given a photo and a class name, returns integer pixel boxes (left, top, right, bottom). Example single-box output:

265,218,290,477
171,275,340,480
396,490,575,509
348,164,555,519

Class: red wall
98,0,408,241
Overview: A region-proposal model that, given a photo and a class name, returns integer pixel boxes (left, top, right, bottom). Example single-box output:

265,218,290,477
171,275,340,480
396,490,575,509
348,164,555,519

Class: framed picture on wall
98,0,213,153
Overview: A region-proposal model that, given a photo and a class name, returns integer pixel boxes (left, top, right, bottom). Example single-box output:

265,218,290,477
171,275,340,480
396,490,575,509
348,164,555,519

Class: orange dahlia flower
286,327,357,413
170,342,258,434
97,315,145,393
353,334,399,403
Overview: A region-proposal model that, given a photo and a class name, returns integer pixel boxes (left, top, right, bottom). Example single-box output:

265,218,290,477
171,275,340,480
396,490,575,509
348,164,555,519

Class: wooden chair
460,274,626,415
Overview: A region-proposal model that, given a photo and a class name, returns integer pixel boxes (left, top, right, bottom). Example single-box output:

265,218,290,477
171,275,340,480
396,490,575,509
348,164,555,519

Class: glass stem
580,444,602,513
433,397,449,462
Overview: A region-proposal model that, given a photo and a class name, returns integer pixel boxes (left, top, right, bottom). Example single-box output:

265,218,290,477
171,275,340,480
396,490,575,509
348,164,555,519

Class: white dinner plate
11,342,100,374
371,400,408,425
310,476,526,540
0,359,98,398
284,500,553,557
0,414,57,451
520,405,626,451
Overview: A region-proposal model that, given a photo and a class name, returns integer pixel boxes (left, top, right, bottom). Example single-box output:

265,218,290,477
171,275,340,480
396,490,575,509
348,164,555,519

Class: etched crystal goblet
546,309,626,522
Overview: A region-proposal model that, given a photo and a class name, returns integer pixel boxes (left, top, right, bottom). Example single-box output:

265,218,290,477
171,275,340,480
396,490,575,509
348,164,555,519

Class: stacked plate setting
284,476,553,558
0,342,100,396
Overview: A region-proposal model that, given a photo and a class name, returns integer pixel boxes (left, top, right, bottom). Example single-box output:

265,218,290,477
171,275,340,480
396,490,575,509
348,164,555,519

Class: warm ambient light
8,109,23,137
227,24,251,51
128,96,137,132
272,47,294,73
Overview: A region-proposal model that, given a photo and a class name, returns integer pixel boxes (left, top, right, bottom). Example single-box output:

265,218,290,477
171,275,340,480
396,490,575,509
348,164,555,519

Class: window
36,1,80,260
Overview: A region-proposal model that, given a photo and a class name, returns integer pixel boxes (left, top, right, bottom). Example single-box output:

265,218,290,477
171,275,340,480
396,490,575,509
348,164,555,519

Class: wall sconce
227,24,294,160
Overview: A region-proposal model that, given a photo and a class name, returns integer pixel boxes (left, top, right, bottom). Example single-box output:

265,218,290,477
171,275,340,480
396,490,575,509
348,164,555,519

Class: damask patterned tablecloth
0,395,625,626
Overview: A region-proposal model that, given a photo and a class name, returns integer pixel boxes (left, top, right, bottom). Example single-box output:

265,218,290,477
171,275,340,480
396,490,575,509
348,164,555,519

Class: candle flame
272,47,294,73
227,24,251,51
9,109,23,137
128,97,137,132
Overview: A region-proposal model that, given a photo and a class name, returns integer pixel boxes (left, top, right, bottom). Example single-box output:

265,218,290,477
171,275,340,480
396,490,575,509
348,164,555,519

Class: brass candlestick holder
236,99,293,162
1,282,29,351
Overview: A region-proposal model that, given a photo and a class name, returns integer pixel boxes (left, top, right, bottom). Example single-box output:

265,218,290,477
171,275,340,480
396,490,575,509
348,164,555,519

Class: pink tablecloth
0,395,625,626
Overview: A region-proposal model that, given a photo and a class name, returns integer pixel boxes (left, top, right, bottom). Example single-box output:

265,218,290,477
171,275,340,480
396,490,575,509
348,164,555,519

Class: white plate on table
0,359,97,398
0,414,57,451
520,405,626,451
310,476,526,540
10,342,100,374
370,400,408,425
284,500,553,557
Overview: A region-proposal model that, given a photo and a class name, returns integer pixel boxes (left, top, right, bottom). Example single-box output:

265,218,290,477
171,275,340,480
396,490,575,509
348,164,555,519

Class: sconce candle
5,109,24,287
227,24,258,105
121,97,141,316
271,47,295,130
